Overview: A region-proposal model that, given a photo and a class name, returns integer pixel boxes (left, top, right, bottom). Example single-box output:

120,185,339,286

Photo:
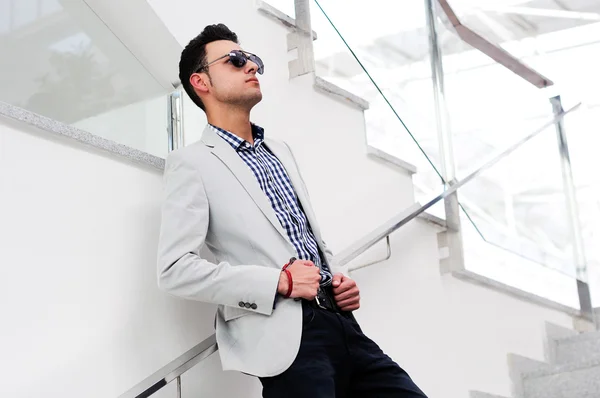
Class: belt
305,286,340,313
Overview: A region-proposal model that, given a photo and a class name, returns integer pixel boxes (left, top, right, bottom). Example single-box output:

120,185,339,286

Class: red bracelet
282,257,296,298
283,269,293,298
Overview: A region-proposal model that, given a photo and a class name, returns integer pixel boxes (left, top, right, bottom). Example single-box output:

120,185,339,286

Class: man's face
201,40,263,110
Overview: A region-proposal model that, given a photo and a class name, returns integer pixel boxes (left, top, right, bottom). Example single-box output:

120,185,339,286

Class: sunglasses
197,50,265,75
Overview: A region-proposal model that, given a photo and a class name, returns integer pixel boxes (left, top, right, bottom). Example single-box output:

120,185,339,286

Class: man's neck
207,107,254,144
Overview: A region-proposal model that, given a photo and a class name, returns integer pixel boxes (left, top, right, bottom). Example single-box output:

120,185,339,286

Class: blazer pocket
223,305,253,321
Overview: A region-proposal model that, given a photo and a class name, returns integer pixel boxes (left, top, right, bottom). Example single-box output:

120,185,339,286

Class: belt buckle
315,289,328,310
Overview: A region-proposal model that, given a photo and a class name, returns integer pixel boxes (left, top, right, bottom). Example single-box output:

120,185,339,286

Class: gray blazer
156,125,348,377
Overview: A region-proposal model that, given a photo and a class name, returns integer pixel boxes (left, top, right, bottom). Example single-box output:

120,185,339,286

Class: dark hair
179,24,239,111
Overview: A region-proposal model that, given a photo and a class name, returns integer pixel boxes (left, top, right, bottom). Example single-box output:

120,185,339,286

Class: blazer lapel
201,126,289,242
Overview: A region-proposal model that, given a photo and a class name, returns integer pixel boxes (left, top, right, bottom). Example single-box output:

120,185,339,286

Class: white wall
0,117,249,398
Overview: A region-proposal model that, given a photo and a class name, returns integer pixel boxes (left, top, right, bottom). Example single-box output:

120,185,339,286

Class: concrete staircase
472,321,600,398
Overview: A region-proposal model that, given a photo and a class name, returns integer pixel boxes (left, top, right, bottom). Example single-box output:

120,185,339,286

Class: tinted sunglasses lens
248,54,264,74
229,52,247,68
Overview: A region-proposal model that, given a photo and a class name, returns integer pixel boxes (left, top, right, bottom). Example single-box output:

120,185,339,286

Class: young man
157,24,427,398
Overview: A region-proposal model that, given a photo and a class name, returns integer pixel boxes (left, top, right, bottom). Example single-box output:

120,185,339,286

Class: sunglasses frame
195,50,264,75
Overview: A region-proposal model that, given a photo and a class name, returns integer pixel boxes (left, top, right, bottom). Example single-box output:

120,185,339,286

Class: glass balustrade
0,0,172,157
308,0,595,309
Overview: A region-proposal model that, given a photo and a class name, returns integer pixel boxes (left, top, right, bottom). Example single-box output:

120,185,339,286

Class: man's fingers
336,294,360,307
334,286,359,302
340,303,360,312
338,296,360,310
332,273,344,287
330,275,360,311
332,278,355,295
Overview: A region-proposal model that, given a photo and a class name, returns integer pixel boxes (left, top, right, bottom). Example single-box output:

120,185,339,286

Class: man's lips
246,78,259,83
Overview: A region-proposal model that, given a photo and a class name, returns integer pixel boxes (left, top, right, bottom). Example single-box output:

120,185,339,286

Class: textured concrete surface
522,357,600,398
256,0,318,38
313,76,370,110
0,101,165,171
544,322,579,364
508,354,551,397
366,144,418,174
554,331,600,365
503,327,600,398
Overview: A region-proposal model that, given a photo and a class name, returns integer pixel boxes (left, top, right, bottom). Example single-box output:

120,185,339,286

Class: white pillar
289,0,316,78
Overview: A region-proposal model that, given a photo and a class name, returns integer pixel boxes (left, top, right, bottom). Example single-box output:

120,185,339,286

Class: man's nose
245,59,258,74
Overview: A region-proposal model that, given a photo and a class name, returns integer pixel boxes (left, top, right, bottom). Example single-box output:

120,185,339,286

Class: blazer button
251,303,257,310
244,302,251,308
239,302,245,308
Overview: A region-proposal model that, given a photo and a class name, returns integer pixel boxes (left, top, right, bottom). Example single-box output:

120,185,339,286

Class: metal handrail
117,104,579,398
338,104,580,269
118,334,217,398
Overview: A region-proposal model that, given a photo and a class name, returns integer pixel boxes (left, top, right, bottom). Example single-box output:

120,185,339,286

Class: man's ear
190,73,210,94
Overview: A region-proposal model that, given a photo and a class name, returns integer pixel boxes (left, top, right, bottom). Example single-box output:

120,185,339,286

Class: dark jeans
259,301,427,398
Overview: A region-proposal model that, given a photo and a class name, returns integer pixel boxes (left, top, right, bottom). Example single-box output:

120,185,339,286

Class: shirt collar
210,123,265,151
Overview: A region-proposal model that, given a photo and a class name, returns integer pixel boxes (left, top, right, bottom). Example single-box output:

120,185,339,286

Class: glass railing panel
432,4,557,179
439,3,600,283
0,0,171,157
444,0,600,72
465,121,576,277
310,0,445,208
428,2,593,304
562,106,600,307
71,94,169,158
460,204,580,309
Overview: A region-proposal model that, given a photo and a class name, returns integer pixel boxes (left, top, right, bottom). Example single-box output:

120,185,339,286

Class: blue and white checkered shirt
211,124,332,287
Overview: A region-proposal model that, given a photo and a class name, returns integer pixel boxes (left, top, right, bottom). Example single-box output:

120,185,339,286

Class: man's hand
332,273,360,312
278,260,321,300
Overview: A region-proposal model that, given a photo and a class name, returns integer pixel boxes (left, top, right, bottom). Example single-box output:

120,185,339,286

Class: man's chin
227,92,263,109
247,92,263,107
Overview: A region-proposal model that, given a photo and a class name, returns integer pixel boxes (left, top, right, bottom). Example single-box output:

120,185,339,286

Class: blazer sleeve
156,150,281,316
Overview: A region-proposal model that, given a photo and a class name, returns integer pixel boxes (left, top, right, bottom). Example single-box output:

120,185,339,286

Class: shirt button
251,303,258,310
238,302,245,308
244,302,252,308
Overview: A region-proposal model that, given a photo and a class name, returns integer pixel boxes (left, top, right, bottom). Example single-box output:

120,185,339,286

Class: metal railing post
167,90,184,152
550,95,594,321
425,0,465,273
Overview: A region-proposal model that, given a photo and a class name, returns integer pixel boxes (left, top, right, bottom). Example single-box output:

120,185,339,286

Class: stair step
470,391,511,398
544,322,578,342
554,331,600,365
507,354,553,398
521,357,600,398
